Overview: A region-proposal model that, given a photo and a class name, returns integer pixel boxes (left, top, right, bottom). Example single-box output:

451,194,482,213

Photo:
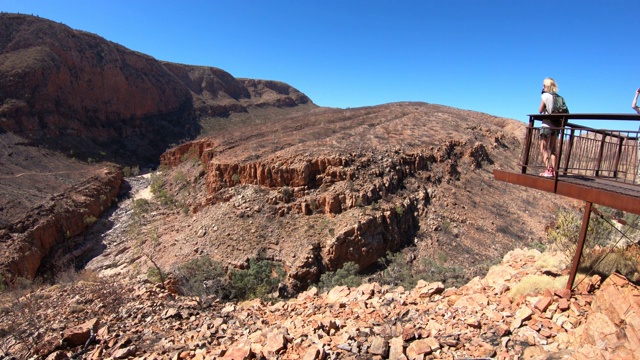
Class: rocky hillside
80,102,574,297
2,248,638,359
0,12,573,292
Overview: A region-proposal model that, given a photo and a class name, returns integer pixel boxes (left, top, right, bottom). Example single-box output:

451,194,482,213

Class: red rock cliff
0,13,312,165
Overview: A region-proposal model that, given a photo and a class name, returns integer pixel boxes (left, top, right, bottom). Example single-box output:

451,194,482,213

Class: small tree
548,208,613,261
317,262,363,291
548,206,640,281
229,258,285,301
377,252,417,288
174,256,230,299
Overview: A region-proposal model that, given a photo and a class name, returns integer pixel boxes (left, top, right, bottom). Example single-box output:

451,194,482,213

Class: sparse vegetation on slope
547,205,640,283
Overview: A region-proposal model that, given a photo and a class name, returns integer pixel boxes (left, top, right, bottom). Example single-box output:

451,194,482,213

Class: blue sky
3,0,640,130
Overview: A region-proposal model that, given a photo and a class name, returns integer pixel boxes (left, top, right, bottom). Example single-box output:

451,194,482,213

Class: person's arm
633,88,640,114
539,99,547,114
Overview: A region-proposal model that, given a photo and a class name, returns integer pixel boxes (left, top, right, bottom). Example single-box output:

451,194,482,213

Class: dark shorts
540,127,558,139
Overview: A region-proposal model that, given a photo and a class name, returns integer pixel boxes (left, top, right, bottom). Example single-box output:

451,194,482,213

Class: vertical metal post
521,116,535,174
637,126,640,182
636,125,640,184
566,201,592,291
562,128,576,175
553,116,566,192
595,134,607,177
613,137,624,179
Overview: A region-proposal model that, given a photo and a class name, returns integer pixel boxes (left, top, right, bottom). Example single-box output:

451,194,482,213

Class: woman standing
538,78,560,177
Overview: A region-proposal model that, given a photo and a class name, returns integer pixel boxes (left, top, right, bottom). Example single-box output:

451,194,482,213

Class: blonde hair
543,78,558,93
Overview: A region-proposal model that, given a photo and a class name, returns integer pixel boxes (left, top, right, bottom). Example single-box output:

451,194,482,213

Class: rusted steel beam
553,121,567,193
567,202,592,290
528,113,640,122
493,170,640,215
555,181,640,215
493,170,556,192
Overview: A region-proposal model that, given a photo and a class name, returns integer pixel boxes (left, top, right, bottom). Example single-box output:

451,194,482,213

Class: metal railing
520,114,640,185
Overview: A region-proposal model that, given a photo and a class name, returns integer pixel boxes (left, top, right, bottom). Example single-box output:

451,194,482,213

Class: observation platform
494,113,640,215
493,113,640,290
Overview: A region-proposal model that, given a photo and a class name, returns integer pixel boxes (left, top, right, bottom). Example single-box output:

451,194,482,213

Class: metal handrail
521,114,640,185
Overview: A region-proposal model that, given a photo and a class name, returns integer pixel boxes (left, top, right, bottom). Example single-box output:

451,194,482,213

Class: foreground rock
2,248,637,359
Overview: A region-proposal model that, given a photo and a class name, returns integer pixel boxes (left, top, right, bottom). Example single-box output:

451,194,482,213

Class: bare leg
548,135,557,172
540,137,550,176
540,137,550,170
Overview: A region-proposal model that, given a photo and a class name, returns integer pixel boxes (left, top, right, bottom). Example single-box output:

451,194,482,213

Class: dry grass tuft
509,274,567,298
535,252,568,273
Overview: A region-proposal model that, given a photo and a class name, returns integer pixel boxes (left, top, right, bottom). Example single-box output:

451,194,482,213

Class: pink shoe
539,169,554,178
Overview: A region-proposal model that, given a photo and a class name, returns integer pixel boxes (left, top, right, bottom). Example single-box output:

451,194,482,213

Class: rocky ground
1,247,638,359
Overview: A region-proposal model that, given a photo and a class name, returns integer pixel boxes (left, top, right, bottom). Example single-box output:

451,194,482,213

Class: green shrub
146,266,164,284
84,216,97,226
175,256,230,299
281,186,293,199
548,207,640,282
173,170,187,185
149,173,164,195
549,208,616,264
377,252,417,289
528,240,547,253
369,251,467,290
442,220,451,233
417,254,466,287
581,248,640,283
123,165,141,177
155,189,174,207
133,198,151,217
318,262,363,290
229,258,285,301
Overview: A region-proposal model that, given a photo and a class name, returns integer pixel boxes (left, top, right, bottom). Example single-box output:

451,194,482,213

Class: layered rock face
0,162,122,282
0,132,123,282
